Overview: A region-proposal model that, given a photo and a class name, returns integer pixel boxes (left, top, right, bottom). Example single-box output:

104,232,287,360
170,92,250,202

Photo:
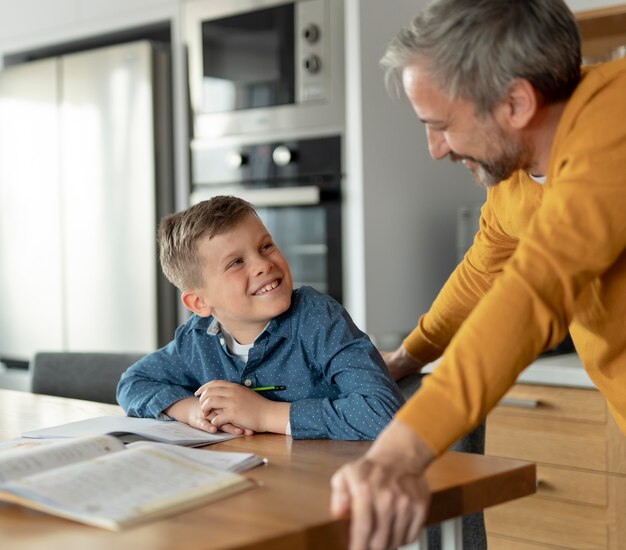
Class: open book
22,415,239,446
0,435,261,530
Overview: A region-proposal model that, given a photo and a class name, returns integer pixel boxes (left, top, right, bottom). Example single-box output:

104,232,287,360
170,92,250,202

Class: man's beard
451,125,525,189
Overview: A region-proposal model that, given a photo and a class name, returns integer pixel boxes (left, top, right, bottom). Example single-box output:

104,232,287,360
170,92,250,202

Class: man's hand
381,345,424,381
330,420,434,550
195,380,290,434
164,396,253,436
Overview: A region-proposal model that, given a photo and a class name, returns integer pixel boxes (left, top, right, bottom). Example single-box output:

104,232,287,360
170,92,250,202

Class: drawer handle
536,479,552,490
499,397,541,409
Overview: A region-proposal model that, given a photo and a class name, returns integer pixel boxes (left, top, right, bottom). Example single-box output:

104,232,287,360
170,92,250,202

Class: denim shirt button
243,379,252,387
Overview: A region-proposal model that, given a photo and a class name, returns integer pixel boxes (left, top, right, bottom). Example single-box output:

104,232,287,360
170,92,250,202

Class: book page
0,435,124,483
1,446,254,529
23,416,240,446
127,441,266,472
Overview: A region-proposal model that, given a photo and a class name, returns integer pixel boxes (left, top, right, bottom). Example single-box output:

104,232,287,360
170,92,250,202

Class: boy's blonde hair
158,196,257,291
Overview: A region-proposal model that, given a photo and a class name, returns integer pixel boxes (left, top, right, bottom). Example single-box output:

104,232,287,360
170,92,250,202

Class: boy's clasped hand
194,380,290,436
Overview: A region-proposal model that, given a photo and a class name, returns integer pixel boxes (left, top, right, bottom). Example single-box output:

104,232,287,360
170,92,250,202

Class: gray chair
398,373,487,550
30,352,145,404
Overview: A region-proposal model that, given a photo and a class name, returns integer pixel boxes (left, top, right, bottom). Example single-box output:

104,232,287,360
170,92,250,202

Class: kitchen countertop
517,352,593,388
423,352,594,389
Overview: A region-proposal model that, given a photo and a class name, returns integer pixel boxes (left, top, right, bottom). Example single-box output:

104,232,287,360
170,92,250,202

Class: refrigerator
0,41,177,364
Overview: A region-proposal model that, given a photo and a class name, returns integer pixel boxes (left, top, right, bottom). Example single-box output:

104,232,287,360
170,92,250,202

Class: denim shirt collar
184,294,295,342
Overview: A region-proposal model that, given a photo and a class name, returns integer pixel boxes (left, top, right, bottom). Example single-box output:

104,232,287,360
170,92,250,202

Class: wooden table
0,389,535,549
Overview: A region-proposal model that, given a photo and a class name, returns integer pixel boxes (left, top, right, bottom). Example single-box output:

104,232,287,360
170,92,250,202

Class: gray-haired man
331,0,626,548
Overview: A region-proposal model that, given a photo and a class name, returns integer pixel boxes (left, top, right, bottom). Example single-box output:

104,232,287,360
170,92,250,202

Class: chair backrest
397,372,424,401
30,352,145,404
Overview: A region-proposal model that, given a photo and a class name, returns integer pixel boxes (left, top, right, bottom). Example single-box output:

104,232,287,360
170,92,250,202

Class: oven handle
191,186,322,207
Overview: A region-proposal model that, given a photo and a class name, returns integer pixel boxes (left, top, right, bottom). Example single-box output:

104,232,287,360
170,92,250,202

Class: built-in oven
183,0,344,139
190,135,343,303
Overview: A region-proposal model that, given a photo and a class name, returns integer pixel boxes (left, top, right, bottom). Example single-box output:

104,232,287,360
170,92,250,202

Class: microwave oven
183,0,345,139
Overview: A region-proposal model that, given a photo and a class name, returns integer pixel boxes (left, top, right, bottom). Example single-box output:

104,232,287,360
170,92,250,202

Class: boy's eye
226,258,243,270
261,242,275,253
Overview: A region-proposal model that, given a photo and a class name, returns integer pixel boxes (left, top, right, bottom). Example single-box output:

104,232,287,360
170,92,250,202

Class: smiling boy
116,196,403,439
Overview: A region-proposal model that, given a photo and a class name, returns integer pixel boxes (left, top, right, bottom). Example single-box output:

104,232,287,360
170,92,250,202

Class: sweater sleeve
403,195,518,364
396,65,626,455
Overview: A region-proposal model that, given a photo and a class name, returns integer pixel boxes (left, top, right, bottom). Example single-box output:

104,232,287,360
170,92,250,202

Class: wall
0,0,621,346
0,0,190,218
0,0,176,64
345,0,484,343
344,0,624,344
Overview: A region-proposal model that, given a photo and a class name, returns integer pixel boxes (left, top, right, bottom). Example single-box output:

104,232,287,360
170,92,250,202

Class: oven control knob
303,54,321,74
272,145,294,167
227,152,248,169
303,24,320,44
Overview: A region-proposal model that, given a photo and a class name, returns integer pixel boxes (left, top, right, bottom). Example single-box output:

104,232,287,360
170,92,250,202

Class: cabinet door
0,59,64,359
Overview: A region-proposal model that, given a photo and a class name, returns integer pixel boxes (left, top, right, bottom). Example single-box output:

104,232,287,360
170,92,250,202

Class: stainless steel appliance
183,0,344,139
190,135,343,302
0,41,177,363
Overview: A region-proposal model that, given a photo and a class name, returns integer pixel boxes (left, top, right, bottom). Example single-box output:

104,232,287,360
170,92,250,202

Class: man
330,0,626,549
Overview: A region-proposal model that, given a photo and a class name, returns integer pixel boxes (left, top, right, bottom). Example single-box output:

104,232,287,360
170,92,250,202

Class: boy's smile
185,213,293,344
253,279,281,295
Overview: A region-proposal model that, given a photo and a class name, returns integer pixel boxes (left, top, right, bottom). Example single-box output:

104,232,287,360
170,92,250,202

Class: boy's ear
181,291,213,317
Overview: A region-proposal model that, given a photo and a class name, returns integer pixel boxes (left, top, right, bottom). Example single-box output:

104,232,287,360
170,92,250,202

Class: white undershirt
218,322,291,435
220,326,255,364
529,173,547,184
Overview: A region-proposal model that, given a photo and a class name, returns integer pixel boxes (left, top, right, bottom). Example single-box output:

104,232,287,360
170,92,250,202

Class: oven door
190,185,342,303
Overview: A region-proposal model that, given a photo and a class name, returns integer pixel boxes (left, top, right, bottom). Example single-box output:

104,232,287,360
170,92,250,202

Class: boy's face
184,213,293,343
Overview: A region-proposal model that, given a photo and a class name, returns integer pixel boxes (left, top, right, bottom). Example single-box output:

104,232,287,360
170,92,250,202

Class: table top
0,389,536,549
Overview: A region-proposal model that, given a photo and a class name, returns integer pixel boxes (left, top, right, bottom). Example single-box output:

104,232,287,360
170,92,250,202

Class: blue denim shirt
116,286,404,440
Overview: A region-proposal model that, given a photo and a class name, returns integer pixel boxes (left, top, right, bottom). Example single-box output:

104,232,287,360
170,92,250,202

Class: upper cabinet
576,5,626,61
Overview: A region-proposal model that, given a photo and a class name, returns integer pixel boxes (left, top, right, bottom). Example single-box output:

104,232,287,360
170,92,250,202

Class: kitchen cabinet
485,384,626,549
577,4,626,60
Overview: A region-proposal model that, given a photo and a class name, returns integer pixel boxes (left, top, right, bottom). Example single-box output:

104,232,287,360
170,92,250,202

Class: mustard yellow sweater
399,57,626,455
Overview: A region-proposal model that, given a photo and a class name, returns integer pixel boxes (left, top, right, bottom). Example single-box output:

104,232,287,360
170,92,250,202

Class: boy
116,196,403,439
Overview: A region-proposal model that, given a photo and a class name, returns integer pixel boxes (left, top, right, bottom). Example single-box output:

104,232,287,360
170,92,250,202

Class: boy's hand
164,396,253,436
195,380,290,434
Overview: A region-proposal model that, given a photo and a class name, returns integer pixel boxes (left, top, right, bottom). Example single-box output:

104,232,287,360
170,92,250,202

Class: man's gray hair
381,0,581,115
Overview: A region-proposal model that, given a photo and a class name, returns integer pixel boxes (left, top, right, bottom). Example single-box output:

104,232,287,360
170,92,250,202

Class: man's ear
497,78,538,130
181,290,213,317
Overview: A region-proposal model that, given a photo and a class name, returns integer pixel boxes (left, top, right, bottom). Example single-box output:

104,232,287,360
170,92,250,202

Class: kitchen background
0,0,621,390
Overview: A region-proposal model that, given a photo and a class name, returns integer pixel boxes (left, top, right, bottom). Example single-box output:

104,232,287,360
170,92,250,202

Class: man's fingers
330,469,351,517
329,456,432,550
388,492,414,549
349,481,375,550
391,476,430,547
